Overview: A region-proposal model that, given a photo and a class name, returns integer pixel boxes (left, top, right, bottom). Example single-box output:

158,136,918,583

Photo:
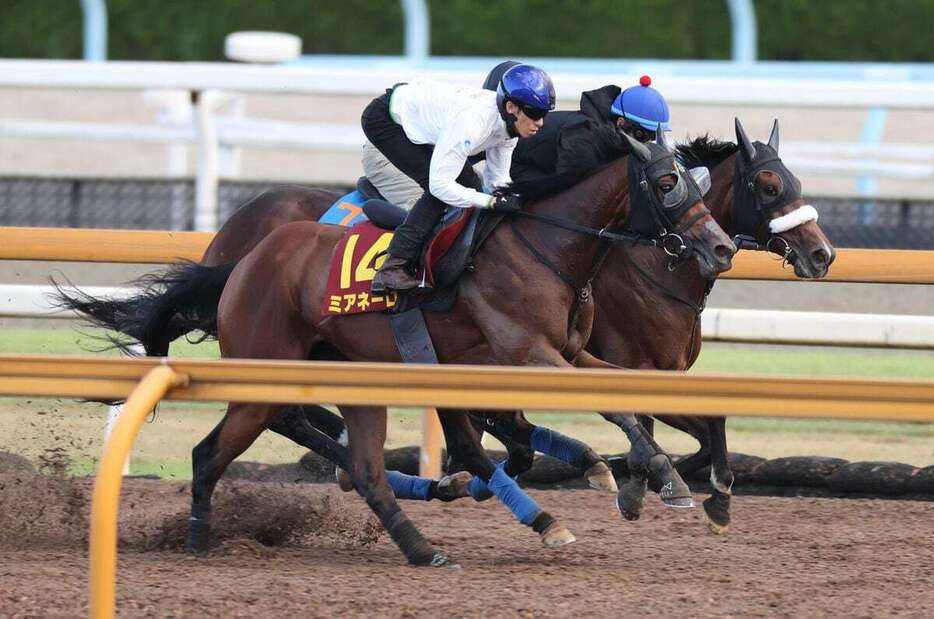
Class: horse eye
660,182,675,193
764,185,778,196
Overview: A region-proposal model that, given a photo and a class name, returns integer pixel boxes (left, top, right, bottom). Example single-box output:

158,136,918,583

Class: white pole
80,0,108,61
401,0,429,64
726,0,757,63
103,344,144,475
194,90,224,232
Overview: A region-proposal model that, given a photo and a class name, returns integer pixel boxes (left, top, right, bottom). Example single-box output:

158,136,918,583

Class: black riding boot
372,192,446,293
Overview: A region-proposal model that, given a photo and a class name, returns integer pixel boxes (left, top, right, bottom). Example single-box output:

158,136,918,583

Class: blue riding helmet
483,60,521,91
610,75,671,132
496,64,556,118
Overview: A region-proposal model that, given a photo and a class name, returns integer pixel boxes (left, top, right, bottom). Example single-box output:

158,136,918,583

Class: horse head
732,118,836,279
621,130,736,279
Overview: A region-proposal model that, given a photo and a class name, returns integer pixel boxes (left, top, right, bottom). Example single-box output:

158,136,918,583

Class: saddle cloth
320,208,476,316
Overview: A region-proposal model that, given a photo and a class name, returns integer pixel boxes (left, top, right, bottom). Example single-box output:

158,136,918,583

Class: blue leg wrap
469,462,540,525
530,426,588,464
468,473,491,499
386,470,432,501
489,465,541,525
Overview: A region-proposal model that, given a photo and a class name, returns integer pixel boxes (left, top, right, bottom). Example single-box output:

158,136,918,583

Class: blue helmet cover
611,75,671,132
496,64,556,113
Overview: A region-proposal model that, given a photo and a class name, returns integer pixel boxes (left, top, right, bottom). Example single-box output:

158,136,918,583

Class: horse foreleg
186,402,281,554
703,416,733,535
339,405,452,567
574,351,694,515
439,409,575,548
271,405,471,503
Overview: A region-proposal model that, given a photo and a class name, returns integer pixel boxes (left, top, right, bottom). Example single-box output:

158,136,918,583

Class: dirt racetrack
1,474,931,618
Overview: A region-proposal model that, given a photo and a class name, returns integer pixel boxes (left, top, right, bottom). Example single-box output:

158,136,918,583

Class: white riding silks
768,204,819,234
390,82,516,209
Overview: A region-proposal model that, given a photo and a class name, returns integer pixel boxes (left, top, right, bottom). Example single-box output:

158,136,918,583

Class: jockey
359,60,523,211
364,63,556,292
510,75,671,189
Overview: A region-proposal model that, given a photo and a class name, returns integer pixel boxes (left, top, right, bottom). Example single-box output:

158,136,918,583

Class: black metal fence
0,177,932,249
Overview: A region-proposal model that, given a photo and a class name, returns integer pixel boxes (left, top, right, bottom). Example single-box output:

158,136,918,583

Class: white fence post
103,343,145,476
194,90,225,232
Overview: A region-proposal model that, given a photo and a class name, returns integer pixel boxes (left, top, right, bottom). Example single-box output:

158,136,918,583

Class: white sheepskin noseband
768,204,818,234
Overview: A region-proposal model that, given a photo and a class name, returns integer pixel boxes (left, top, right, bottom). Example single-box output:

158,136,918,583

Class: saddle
320,180,500,317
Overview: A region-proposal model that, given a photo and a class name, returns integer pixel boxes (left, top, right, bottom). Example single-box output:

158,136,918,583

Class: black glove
491,194,522,213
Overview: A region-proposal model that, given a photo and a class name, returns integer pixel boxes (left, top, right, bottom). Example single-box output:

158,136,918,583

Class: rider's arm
429,115,497,209
481,142,516,193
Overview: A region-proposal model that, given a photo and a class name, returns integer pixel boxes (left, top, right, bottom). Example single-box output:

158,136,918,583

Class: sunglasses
518,104,548,121
623,122,655,143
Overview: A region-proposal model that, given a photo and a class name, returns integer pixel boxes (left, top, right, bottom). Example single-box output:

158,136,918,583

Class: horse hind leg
339,404,454,567
484,411,617,494
186,402,281,554
441,409,575,549
702,416,733,535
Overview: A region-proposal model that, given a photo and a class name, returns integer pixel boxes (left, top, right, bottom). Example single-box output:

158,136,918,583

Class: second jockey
510,75,671,189
363,63,556,293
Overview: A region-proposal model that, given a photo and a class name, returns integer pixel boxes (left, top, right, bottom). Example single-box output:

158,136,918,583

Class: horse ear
768,119,780,152
734,117,757,162
621,130,651,162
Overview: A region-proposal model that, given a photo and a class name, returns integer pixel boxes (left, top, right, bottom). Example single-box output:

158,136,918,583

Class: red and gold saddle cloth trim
321,221,400,316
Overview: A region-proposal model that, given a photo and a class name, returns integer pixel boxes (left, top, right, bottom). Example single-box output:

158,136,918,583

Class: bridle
730,121,817,268
506,142,709,350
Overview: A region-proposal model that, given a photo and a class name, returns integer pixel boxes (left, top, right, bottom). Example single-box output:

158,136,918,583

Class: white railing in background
4,59,934,229
5,284,933,350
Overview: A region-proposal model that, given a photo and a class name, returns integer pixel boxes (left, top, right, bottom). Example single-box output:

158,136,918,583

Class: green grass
4,327,933,379
1,327,220,357
2,328,933,475
691,343,934,379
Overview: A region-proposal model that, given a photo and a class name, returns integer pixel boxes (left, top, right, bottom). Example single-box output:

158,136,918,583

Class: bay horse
60,139,736,566
58,119,833,536
468,119,836,531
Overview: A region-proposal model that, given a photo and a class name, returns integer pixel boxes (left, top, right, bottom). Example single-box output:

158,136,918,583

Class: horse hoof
184,543,209,557
616,478,646,521
335,467,354,492
540,522,576,548
436,470,473,501
585,461,619,493
662,495,695,509
429,553,461,569
704,511,730,535
703,492,731,534
649,456,694,508
185,518,211,555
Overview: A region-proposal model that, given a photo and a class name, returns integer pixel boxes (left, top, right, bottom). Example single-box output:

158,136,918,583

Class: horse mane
674,134,739,170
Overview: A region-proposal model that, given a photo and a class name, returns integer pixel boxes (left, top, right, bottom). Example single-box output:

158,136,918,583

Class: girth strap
510,218,614,355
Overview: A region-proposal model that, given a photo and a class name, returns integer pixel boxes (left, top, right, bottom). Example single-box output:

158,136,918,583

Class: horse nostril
715,243,735,261
811,248,829,266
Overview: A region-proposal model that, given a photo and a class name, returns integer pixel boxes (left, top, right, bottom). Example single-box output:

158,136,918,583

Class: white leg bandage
768,204,818,234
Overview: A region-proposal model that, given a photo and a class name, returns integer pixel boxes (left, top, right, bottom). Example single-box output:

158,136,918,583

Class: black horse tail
51,261,237,357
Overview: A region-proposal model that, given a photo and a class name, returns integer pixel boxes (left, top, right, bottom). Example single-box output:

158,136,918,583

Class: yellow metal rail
1,353,932,618
1,226,933,283
2,354,933,421
0,226,211,263
88,365,187,619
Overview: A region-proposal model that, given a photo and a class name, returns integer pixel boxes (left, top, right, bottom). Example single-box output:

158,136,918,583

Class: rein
510,210,662,246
